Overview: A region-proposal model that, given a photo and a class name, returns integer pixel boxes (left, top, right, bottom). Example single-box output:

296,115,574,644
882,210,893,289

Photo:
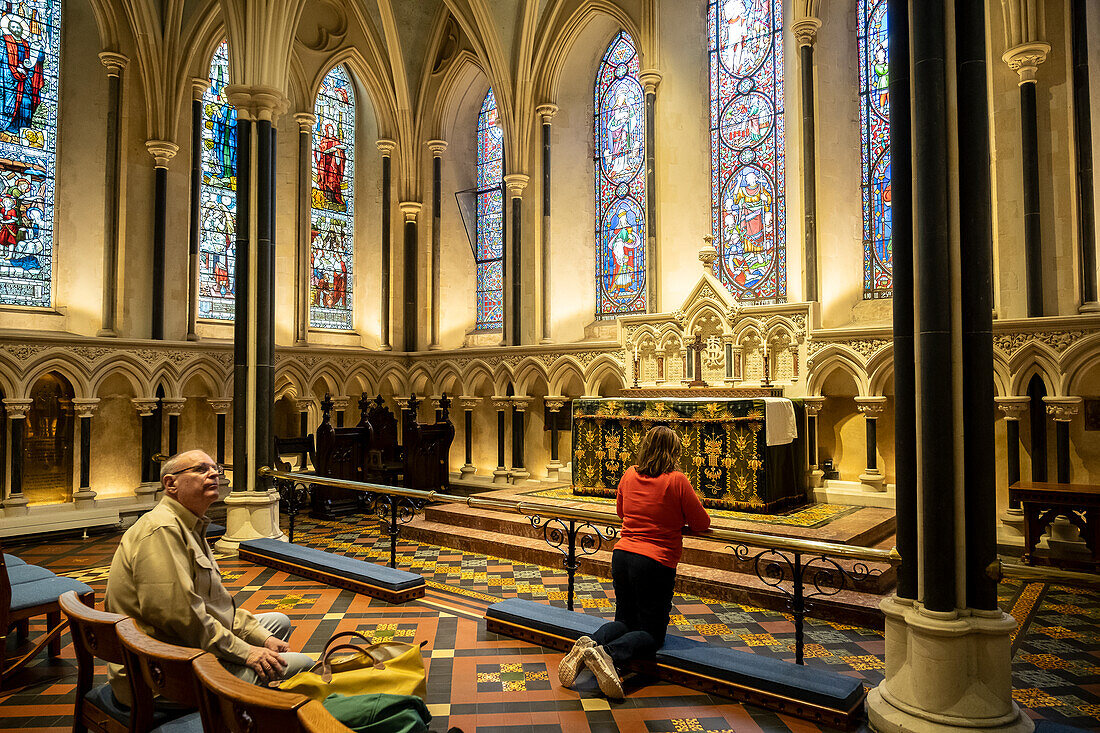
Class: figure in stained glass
860,0,891,297
594,31,646,318
0,0,58,309
474,88,504,330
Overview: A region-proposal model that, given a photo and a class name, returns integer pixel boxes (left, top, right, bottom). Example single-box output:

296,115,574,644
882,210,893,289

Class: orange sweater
614,466,712,569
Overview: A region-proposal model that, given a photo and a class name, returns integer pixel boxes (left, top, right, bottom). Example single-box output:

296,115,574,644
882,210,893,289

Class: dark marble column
458,397,480,478
162,398,186,457
996,397,1029,510
187,79,206,341
1044,398,1082,484
98,53,127,338
492,397,511,484
332,396,350,429
2,399,30,512
640,72,661,311
377,140,396,349
295,113,315,345
803,397,825,488
72,399,100,506
209,398,231,466
296,398,311,436
856,398,887,491
511,398,530,482
400,202,422,352
428,140,447,349
504,175,529,346
536,105,557,342
146,141,179,340
792,18,822,302
544,396,568,481
132,398,159,490
1071,0,1098,311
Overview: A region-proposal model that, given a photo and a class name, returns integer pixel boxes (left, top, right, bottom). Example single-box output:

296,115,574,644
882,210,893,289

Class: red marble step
404,516,889,629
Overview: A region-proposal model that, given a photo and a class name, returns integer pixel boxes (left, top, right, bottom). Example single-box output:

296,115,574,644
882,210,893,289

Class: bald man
105,449,313,704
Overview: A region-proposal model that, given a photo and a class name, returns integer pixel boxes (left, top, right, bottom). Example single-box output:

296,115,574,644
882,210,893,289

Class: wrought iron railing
259,467,898,664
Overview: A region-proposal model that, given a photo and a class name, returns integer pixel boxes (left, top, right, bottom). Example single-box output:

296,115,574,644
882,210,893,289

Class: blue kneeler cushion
239,538,426,603
485,598,866,731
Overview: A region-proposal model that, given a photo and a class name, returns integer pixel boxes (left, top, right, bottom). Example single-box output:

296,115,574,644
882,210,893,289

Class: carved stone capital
995,396,1030,420
393,396,413,411
544,396,568,413
225,84,290,122
504,173,530,198
427,139,448,156
458,396,481,411
855,396,888,417
72,398,101,419
3,398,32,419
698,246,718,267
294,397,314,413
536,103,559,124
802,396,826,417
639,69,662,95
511,396,532,412
1002,42,1050,84
490,396,512,412
99,51,129,76
376,138,397,156
131,398,159,417
160,397,187,416
208,398,233,414
191,77,209,100
399,201,422,221
331,395,351,412
1043,396,1082,422
145,140,180,169
791,17,822,48
294,112,316,132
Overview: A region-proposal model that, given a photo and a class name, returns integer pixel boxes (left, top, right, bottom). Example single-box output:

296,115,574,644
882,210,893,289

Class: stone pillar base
859,470,886,492
999,508,1025,541
3,495,28,516
808,468,824,489
459,463,476,478
867,596,1032,733
544,461,563,482
215,490,285,555
510,468,531,483
492,467,510,484
134,482,160,503
72,489,97,509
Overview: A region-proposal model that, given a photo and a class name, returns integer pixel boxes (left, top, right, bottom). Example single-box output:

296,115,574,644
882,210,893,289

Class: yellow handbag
278,631,428,702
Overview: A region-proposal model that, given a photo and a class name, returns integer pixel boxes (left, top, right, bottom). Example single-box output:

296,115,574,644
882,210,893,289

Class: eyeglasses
168,463,222,477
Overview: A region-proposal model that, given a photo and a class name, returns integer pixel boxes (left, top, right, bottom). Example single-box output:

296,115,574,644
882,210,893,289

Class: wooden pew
401,394,455,492
312,394,372,519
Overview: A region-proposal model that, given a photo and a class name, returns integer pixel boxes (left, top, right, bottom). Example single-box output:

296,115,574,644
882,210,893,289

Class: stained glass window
0,2,61,309
594,31,646,319
859,0,891,298
198,41,236,320
475,88,503,330
708,0,786,303
310,65,355,330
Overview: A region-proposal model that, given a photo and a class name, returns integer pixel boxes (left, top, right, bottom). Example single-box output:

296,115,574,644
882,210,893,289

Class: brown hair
634,425,681,478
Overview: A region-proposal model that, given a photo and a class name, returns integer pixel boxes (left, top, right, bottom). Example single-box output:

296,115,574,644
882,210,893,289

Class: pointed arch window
708,0,786,303
198,40,236,320
0,2,61,309
594,30,646,318
475,88,504,330
860,0,891,298
310,65,356,330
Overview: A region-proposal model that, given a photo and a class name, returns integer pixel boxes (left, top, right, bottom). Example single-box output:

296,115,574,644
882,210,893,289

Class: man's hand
264,635,290,653
245,645,287,683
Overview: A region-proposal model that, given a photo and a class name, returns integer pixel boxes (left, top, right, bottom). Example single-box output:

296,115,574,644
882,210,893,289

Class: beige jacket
105,496,270,700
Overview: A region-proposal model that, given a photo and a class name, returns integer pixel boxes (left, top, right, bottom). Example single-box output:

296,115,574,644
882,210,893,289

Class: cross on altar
688,332,707,387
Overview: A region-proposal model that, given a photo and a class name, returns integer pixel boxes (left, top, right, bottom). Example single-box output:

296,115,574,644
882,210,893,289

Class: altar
571,396,806,512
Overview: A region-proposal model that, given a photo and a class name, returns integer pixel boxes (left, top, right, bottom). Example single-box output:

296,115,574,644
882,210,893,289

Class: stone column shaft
98,53,127,338
491,397,511,484
855,397,887,492
458,397,479,477
1044,397,1082,484
401,202,422,351
147,141,180,340
428,140,447,349
792,19,821,302
511,397,530,482
537,104,557,343
504,175,529,345
378,140,396,349
187,79,205,341
3,399,31,511
295,113,315,344
640,72,661,312
209,398,232,466
1071,0,1098,311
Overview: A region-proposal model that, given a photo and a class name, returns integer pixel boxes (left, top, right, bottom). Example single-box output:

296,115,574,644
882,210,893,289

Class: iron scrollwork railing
528,515,618,611
366,493,424,568
274,477,312,544
729,543,879,665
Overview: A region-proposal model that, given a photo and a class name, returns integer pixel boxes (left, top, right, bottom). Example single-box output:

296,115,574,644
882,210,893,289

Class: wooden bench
239,538,426,604
485,598,866,730
1009,481,1100,567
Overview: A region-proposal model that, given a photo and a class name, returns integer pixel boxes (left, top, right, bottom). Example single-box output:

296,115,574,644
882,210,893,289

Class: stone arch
21,358,89,400
806,346,869,396
583,356,625,395
1009,344,1061,397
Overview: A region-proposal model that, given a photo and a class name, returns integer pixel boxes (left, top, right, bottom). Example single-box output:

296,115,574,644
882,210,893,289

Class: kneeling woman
558,425,711,698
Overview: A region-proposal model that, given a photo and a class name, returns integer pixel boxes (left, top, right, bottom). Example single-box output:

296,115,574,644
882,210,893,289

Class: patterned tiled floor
0,514,1098,731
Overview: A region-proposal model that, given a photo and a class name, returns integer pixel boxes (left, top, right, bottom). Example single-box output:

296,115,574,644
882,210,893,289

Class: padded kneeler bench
485,598,866,730
239,539,425,603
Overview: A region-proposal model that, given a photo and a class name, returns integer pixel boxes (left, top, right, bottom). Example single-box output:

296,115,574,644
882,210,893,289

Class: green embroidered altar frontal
571,397,805,512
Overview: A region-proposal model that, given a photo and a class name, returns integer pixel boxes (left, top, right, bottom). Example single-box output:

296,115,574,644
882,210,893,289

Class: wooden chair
58,591,132,733
115,618,203,731
191,653,353,733
3,553,93,688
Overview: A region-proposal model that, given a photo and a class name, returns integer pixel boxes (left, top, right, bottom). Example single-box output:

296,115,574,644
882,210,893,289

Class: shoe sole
584,648,625,699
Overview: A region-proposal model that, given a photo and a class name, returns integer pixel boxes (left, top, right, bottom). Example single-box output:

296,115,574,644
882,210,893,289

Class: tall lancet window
198,40,236,320
310,65,355,330
859,0,891,298
0,2,61,308
475,88,504,330
594,30,646,318
708,0,786,303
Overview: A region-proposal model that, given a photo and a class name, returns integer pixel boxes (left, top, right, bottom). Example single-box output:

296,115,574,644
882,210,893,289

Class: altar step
404,498,896,629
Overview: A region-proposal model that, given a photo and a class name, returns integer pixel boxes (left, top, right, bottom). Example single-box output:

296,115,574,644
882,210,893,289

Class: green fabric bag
322,693,431,733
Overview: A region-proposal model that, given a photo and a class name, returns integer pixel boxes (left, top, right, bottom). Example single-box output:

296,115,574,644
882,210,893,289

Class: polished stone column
855,397,887,491
428,140,447,350
802,396,825,488
1001,14,1050,317
161,398,187,456
536,104,557,342
98,52,128,338
208,398,232,466
458,397,480,477
294,113,315,345
1071,0,1098,312
1044,397,1082,484
332,395,350,428
996,397,1030,508
146,141,180,340
377,140,396,349
400,202,422,351
792,17,822,302
71,399,100,507
393,396,413,435
511,397,531,482
132,398,160,501
491,397,511,484
295,397,312,436
2,399,31,514
504,175,529,346
544,396,568,482
187,79,206,341
640,71,661,311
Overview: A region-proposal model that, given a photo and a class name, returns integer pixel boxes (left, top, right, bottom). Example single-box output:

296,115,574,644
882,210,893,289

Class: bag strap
322,630,377,653
314,643,387,684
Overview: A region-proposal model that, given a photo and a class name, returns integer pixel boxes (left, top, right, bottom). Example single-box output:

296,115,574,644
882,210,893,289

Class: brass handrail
1000,561,1100,587
259,467,898,565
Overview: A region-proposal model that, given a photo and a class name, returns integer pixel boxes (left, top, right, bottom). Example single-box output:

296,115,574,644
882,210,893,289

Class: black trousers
592,549,677,666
